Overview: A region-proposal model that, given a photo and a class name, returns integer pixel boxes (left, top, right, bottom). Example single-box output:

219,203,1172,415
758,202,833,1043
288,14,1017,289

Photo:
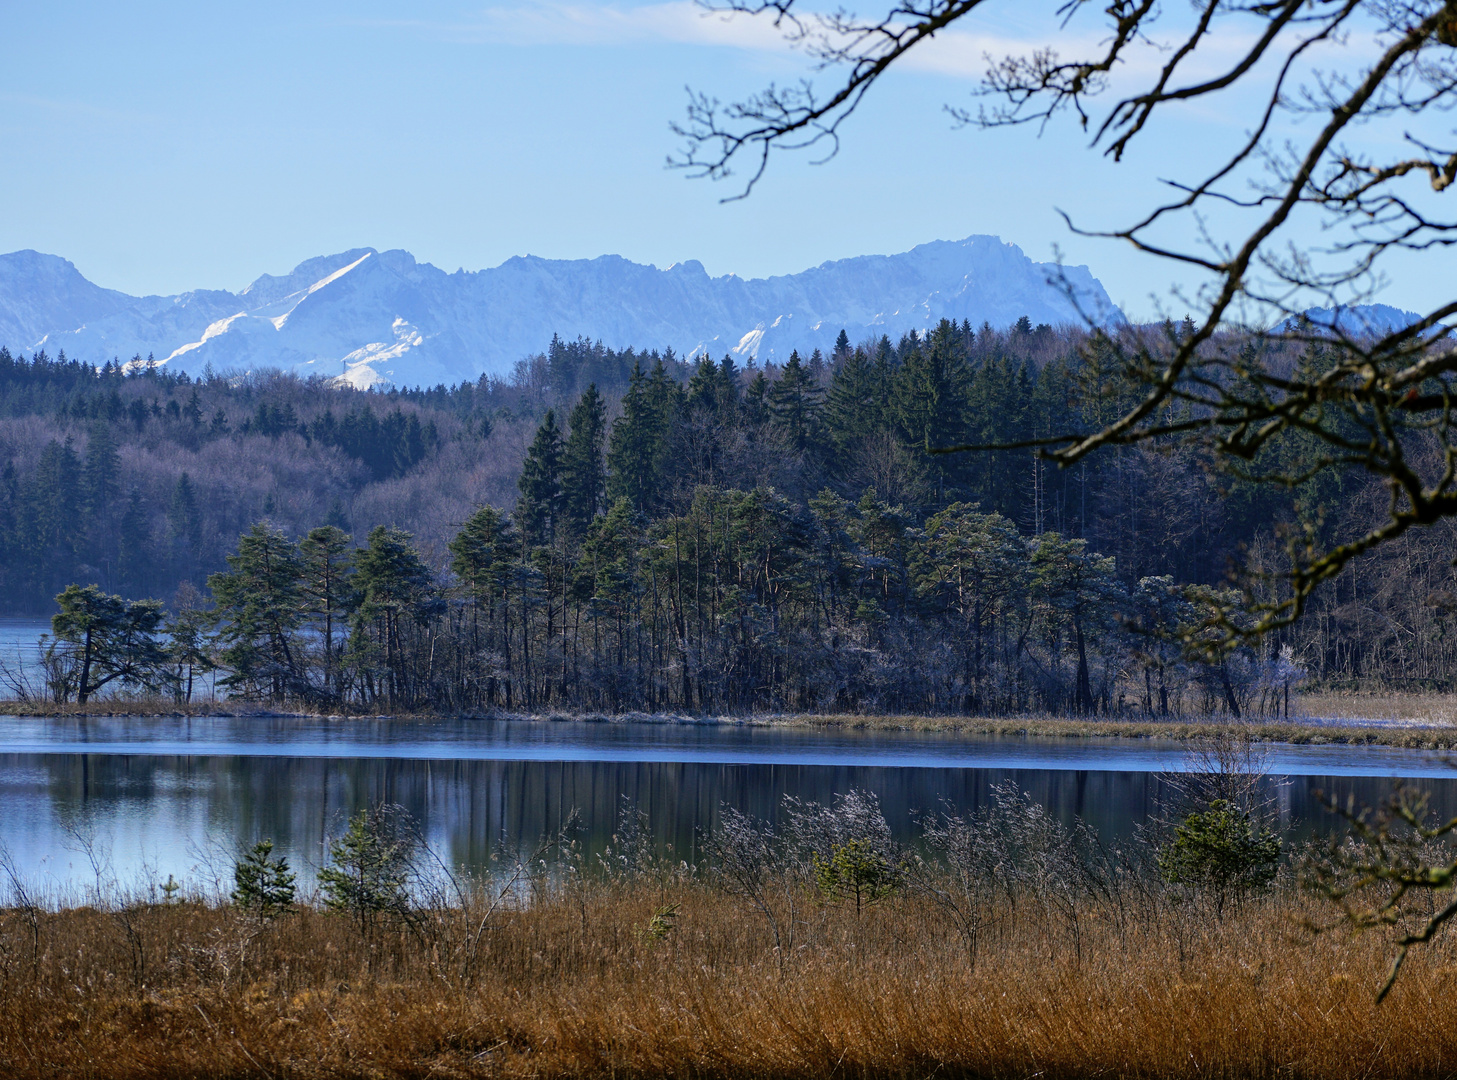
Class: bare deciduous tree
674,1,1457,637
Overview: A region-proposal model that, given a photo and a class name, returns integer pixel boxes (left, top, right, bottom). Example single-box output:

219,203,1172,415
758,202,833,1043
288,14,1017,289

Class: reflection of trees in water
5,753,1456,888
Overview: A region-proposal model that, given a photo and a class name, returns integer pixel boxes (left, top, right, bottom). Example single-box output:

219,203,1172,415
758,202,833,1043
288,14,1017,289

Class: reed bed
0,878,1453,1079
774,711,1457,748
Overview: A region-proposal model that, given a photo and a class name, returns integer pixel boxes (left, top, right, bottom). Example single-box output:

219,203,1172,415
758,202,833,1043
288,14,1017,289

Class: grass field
0,876,1453,1079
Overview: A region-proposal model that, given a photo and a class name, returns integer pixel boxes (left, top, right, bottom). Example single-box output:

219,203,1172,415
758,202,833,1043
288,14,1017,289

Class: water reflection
2,748,1452,896
3,714,1453,776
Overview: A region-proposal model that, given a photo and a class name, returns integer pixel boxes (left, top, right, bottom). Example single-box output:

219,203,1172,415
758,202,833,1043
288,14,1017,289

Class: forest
0,316,1451,712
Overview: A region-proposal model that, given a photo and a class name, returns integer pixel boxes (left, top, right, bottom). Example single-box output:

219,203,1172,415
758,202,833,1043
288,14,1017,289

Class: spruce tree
743,370,769,425
168,473,202,551
891,319,970,502
686,357,721,413
29,440,83,595
116,487,150,597
561,386,607,542
826,345,880,452
718,355,740,403
607,361,664,512
518,410,564,546
82,424,119,518
767,350,824,454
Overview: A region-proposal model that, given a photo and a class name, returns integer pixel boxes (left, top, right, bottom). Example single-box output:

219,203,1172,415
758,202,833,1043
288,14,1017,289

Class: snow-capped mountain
1279,304,1442,337
0,237,1122,388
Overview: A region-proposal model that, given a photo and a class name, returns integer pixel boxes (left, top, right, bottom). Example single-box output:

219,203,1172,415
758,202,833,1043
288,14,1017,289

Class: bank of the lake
5,698,1457,750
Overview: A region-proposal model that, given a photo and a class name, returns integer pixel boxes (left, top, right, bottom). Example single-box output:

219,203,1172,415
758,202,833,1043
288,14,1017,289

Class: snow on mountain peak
0,236,1124,387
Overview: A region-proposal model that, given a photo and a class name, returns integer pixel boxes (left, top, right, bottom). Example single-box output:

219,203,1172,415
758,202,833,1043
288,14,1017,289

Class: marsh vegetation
2,755,1453,1079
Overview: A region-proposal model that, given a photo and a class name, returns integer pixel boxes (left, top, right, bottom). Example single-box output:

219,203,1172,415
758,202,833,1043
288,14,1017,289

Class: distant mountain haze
0,237,1122,388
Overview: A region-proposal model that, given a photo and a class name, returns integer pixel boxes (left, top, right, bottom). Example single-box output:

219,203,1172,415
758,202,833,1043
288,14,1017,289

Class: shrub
813,839,900,913
231,839,296,917
318,805,418,936
1158,799,1280,913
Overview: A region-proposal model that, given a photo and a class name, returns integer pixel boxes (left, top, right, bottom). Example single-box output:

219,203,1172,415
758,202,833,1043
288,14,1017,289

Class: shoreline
4,700,1457,750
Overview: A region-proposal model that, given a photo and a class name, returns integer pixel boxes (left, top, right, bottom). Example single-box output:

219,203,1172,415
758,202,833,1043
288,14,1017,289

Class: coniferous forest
2,318,1453,713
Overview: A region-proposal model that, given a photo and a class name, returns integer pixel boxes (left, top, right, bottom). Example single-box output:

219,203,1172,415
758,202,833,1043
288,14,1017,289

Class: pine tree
318,806,416,937
450,505,514,599
299,525,354,700
449,505,518,705
167,599,214,704
51,584,169,703
350,526,439,707
561,385,607,542
208,523,306,701
518,410,564,546
232,839,296,917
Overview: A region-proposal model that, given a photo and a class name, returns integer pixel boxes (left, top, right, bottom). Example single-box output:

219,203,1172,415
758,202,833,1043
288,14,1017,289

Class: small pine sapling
232,839,297,918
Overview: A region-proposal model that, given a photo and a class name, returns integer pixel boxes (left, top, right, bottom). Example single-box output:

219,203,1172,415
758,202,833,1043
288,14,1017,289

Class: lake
0,714,1453,900
0,617,225,701
0,618,51,697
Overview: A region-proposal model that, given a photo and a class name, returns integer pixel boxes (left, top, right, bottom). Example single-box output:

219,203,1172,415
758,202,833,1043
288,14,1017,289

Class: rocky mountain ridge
0,237,1122,387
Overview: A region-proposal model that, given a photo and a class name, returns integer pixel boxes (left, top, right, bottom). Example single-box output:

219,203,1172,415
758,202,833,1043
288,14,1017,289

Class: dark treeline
33,507,1281,716
0,337,691,612
3,317,1453,699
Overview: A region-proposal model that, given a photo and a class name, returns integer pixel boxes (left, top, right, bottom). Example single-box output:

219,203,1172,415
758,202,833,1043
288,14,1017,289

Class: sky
0,2,1442,321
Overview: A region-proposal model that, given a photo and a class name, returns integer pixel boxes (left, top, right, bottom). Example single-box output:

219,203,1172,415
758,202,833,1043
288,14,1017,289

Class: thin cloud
370,1,1387,94
368,2,1053,77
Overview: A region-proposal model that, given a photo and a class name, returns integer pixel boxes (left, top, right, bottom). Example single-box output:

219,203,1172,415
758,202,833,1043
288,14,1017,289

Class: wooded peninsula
0,318,1443,715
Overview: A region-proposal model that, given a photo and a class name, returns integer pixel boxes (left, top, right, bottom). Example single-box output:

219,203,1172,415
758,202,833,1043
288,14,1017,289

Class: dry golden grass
1298,690,1457,726
2,882,1456,1079
769,711,1457,749
0,699,282,719
11,695,1457,751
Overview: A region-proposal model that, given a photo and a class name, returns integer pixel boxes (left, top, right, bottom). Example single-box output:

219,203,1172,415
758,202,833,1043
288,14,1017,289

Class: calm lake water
0,617,223,701
0,618,51,695
1,715,1454,899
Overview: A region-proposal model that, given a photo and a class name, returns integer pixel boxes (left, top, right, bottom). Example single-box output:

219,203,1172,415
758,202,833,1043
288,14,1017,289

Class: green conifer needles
231,839,296,917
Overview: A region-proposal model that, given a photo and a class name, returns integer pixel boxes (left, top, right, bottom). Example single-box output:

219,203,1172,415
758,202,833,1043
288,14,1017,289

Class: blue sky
0,3,1438,320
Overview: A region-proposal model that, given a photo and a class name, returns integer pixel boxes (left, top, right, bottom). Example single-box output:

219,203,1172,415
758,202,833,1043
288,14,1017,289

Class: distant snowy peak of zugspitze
4,237,1123,388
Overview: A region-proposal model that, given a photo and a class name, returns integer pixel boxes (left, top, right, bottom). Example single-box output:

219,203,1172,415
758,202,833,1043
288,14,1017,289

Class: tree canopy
673,0,1457,638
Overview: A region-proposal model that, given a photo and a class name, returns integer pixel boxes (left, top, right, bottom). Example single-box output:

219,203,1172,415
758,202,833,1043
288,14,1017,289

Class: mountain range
0,237,1121,388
